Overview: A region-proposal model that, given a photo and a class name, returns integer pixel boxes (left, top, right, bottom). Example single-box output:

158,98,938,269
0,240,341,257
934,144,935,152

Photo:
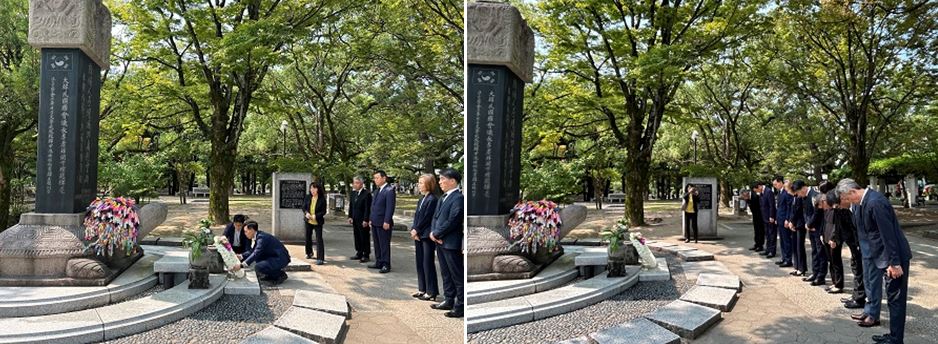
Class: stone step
645,241,678,252
0,254,159,317
679,285,739,311
677,250,714,262
588,318,681,344
242,326,318,344
286,260,313,272
644,300,721,339
639,258,671,282
659,245,697,255
467,267,641,333
0,275,227,343
467,253,578,304
696,273,741,291
293,290,351,319
225,272,261,295
275,307,348,344
680,260,732,281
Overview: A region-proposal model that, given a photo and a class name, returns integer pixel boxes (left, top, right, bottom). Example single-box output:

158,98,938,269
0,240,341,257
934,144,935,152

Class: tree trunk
208,144,236,224
0,127,14,229
623,154,651,226
719,179,732,208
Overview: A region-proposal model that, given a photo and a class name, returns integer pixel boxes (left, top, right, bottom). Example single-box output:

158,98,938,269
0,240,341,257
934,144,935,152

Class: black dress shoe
273,273,288,285
412,292,426,298
755,247,764,252
775,260,785,265
306,254,313,260
360,257,370,263
779,263,793,268
684,239,690,243
444,309,464,318
826,287,843,294
802,274,815,281
367,264,381,269
872,334,892,343
350,255,363,260
759,251,769,256
810,280,825,286
749,246,759,251
841,297,853,303
419,294,438,302
765,254,776,258
844,300,865,309
790,270,804,276
379,266,391,273
431,300,454,310
857,317,881,327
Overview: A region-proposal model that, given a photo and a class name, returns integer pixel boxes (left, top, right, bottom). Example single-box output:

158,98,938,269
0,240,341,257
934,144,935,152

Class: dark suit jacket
347,188,372,222
370,184,396,226
857,189,913,268
302,193,328,226
223,223,252,254
411,194,439,239
681,192,701,213
241,231,291,268
790,195,805,229
776,190,793,224
760,188,776,223
431,189,464,250
804,189,819,231
748,192,763,223
831,208,858,246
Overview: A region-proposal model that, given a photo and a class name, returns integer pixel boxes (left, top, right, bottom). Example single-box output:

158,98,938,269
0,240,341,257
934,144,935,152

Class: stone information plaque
279,180,307,209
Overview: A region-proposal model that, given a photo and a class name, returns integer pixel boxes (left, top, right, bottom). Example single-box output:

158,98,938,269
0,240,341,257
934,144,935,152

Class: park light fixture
691,130,699,163
279,120,288,156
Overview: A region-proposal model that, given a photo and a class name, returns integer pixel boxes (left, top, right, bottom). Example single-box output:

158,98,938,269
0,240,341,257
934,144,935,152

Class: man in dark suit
758,182,778,258
430,168,464,318
746,184,765,252
348,176,372,263
774,177,794,267
234,221,291,285
368,170,396,273
223,214,252,254
801,185,828,286
836,179,912,343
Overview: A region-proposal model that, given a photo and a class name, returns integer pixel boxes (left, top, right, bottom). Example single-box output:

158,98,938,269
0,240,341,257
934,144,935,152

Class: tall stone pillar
466,0,534,217
0,0,116,286
29,0,110,213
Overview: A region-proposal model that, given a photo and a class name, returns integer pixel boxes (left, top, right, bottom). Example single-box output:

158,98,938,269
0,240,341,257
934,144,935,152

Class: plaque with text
35,48,100,213
279,180,307,209
467,65,525,216
697,184,713,210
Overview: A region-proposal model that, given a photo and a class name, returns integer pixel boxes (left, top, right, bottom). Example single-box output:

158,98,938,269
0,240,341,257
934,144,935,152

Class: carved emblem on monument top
28,0,111,69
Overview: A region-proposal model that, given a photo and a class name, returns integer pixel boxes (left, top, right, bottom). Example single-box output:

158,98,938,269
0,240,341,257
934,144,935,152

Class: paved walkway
666,221,938,343
282,223,463,344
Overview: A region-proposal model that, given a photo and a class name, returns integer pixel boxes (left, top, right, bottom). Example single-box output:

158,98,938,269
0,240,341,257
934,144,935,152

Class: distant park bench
605,193,625,203
189,187,209,197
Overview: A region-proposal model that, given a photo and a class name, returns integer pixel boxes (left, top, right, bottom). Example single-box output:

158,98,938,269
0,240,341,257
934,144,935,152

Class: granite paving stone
275,307,347,344
292,290,351,319
678,285,738,311
696,273,741,291
589,318,681,344
644,300,721,339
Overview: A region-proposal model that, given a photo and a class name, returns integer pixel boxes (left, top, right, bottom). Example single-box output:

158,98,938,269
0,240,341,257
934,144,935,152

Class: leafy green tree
0,0,38,228
524,0,766,225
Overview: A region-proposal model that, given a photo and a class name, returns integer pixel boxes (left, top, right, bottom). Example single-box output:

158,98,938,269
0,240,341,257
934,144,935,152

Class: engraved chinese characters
35,48,101,213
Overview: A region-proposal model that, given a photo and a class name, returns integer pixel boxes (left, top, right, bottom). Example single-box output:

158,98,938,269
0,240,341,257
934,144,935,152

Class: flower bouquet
83,197,141,257
214,235,246,279
507,200,563,254
629,232,658,270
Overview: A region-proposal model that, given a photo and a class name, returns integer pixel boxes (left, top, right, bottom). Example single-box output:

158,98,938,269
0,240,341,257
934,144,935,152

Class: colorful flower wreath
83,197,141,257
507,200,563,254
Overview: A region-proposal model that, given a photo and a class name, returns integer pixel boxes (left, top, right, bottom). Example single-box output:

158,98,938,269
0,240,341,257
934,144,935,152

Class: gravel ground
467,255,690,344
101,285,293,344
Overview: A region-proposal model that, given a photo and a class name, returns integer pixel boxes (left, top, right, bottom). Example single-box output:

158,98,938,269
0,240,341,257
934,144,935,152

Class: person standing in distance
347,176,372,263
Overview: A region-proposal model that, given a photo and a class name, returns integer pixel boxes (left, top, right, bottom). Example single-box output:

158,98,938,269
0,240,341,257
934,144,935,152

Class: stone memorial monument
682,177,720,239
0,0,170,287
465,1,589,281
272,172,313,242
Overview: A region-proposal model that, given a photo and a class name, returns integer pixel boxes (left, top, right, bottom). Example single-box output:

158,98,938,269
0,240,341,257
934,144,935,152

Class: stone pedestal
682,177,720,240
272,172,313,242
466,0,534,216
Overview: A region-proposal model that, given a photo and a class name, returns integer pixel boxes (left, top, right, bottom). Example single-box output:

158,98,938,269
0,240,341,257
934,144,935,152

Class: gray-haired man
836,178,911,344
348,176,372,263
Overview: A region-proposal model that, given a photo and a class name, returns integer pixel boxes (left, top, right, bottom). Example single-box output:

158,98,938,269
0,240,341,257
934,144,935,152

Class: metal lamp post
691,130,699,164
279,120,288,156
